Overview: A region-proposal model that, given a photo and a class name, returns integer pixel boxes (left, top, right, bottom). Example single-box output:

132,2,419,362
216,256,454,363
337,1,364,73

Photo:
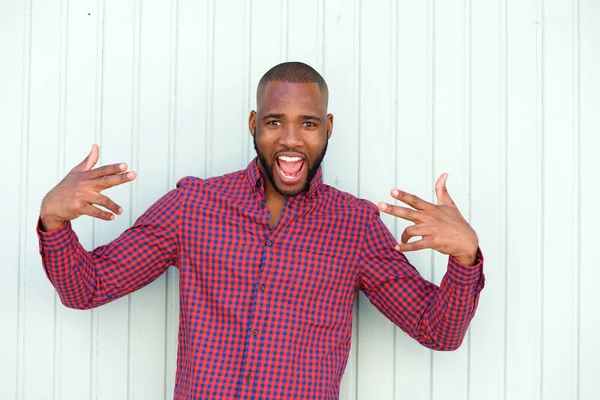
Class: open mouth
275,155,306,184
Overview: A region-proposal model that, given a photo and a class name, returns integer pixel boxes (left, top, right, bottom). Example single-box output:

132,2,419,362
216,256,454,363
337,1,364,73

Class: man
38,62,484,399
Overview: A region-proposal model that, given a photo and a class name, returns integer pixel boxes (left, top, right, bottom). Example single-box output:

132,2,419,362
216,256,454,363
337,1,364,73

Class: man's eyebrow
261,113,322,123
300,115,322,122
262,113,285,120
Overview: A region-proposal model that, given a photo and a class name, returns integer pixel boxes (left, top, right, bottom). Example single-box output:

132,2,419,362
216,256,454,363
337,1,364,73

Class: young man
38,62,484,399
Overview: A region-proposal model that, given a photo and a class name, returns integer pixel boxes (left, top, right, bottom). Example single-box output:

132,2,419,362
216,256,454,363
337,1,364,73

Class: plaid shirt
38,158,484,400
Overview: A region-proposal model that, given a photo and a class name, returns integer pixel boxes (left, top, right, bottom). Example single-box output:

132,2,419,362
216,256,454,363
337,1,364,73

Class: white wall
1,0,598,399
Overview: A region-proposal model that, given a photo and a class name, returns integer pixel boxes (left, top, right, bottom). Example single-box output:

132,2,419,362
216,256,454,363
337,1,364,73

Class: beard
253,129,328,197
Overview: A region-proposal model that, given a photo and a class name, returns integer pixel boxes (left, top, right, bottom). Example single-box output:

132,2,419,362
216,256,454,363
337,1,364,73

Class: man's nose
278,125,302,148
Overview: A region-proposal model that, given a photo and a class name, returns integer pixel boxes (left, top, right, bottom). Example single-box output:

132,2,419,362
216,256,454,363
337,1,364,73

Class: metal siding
0,1,28,399
579,2,600,399
504,0,541,398
0,1,598,399
394,0,433,398
469,1,505,399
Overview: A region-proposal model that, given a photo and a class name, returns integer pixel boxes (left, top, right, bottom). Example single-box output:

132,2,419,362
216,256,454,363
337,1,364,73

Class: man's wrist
453,246,479,266
455,254,476,266
39,210,66,232
40,217,65,232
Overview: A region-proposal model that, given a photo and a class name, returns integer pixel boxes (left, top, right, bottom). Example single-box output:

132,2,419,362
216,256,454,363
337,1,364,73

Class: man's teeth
278,156,303,162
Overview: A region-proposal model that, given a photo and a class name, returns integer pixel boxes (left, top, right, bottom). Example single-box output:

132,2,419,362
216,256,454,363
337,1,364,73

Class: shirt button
259,284,266,292
245,374,252,381
260,201,266,208
265,240,272,247
252,329,259,336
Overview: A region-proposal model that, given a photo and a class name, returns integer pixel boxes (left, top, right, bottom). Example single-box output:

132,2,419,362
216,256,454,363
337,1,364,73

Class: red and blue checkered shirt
38,158,484,400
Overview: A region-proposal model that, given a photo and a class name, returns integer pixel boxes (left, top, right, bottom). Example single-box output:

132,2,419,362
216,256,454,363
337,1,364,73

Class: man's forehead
258,81,326,112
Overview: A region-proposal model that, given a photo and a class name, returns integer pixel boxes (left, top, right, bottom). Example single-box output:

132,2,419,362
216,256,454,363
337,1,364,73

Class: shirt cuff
37,217,76,252
446,247,484,286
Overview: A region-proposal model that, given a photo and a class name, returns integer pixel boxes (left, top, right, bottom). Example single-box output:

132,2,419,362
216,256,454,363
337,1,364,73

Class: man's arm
37,144,184,309
357,212,484,351
358,173,484,351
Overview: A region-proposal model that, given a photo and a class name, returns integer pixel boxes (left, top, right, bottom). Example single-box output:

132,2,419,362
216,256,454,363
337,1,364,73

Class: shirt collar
245,157,323,199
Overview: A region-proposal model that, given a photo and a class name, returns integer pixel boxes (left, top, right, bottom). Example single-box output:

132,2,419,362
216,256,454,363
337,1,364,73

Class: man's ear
249,110,257,136
327,113,334,139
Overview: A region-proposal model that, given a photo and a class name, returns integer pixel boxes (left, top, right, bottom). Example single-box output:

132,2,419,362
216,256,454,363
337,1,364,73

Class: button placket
241,215,282,396
240,243,272,395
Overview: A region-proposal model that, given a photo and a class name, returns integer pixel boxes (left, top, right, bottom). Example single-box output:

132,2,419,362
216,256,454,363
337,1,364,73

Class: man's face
249,81,333,197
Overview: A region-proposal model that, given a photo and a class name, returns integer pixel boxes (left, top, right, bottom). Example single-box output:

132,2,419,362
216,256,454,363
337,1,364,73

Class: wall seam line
573,0,581,398
127,0,143,397
242,0,251,165
464,0,473,395
53,0,69,398
164,0,180,397
428,0,435,396
16,0,33,398
501,0,509,398
391,0,399,397
90,4,106,396
205,0,215,177
319,0,325,73
285,0,289,60
90,0,106,397
354,0,362,396
536,0,546,398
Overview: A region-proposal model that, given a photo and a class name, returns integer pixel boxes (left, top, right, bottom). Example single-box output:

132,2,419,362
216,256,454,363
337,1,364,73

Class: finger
400,225,435,244
395,238,434,253
72,144,100,172
82,204,115,221
89,193,122,215
86,162,128,179
378,202,424,223
391,189,434,211
91,171,136,190
435,173,455,206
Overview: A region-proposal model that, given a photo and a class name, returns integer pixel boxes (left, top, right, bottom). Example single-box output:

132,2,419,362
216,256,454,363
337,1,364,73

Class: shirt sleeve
357,208,485,351
37,182,187,310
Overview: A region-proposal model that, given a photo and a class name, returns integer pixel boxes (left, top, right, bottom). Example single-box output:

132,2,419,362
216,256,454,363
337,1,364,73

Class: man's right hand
39,144,136,232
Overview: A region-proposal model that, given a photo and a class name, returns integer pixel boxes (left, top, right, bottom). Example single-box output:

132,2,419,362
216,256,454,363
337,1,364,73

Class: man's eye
268,121,282,126
303,122,316,127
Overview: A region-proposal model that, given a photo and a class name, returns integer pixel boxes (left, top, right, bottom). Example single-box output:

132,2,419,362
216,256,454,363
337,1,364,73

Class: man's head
249,62,333,198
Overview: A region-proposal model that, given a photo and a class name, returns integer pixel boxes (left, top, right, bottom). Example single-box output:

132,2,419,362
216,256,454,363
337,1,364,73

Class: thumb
72,144,99,172
435,173,454,205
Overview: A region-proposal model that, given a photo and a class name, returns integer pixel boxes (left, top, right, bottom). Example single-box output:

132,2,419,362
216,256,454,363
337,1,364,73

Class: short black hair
256,61,329,107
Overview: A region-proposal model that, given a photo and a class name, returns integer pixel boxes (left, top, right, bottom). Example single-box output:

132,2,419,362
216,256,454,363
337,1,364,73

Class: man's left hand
377,173,479,266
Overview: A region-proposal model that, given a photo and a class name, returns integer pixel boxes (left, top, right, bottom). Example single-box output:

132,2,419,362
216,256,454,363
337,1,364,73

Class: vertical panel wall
0,1,598,399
